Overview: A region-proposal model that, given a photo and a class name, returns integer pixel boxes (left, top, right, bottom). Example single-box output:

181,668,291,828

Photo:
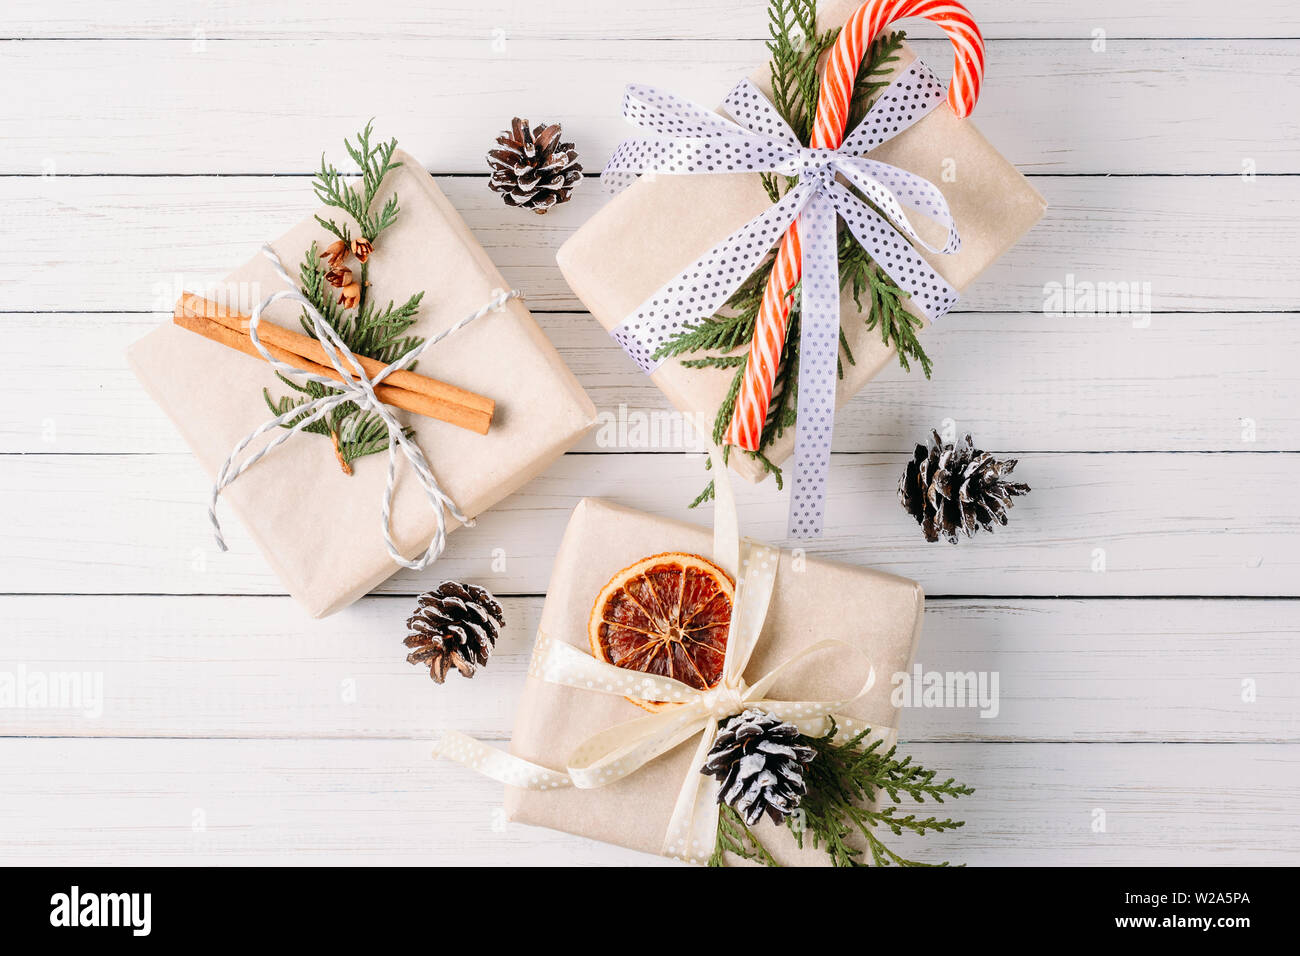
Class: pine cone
486,118,582,214
701,708,816,826
404,582,505,683
899,430,1030,544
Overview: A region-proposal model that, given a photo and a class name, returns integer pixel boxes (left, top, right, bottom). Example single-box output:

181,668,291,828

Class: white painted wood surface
7,311,1300,453
2,0,1299,866
4,40,1297,174
3,596,1296,742
9,177,1300,312
7,0,1298,40
2,739,1293,865
4,451,1300,595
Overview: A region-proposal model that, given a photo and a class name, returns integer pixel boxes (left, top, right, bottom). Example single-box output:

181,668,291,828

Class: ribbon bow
435,446,891,864
605,60,961,539
208,245,521,570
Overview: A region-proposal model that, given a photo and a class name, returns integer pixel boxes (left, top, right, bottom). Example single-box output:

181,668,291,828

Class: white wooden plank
6,311,1297,456
2,595,1295,742
2,39,1297,174
8,0,1298,40
900,599,1300,743
0,737,1294,864
5,0,1293,874
1,452,1297,597
6,175,1297,313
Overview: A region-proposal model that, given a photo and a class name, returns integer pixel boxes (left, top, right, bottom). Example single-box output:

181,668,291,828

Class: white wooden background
2,0,1299,866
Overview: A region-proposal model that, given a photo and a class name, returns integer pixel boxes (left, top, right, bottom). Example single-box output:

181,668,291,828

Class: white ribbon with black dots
434,445,890,865
604,60,961,539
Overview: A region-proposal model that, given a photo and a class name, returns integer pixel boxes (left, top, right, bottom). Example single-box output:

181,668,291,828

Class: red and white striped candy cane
723,0,984,453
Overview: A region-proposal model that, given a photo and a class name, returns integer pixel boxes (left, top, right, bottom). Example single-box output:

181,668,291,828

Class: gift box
557,0,1046,485
129,150,596,616
499,495,924,865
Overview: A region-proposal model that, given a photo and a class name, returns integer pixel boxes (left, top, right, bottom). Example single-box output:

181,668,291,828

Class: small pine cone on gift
701,708,816,826
486,118,582,214
404,582,505,683
899,430,1031,544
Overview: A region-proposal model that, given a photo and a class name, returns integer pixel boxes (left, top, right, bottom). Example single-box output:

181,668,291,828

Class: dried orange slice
589,552,734,711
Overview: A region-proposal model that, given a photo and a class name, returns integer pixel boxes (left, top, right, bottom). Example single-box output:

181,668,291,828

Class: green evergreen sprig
658,0,928,505
712,804,781,867
313,121,402,243
294,250,425,368
764,0,840,174
708,719,973,867
263,124,426,474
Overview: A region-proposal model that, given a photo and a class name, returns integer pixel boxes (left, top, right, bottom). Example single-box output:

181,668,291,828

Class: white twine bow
604,60,961,540
434,445,890,865
208,244,521,571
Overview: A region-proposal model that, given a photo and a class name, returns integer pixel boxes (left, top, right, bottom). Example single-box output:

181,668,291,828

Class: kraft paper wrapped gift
556,0,1046,483
502,496,925,865
128,151,596,616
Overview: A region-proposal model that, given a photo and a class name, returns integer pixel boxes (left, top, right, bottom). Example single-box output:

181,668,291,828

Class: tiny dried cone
338,282,361,309
350,237,373,262
324,266,352,289
486,117,583,214
320,239,349,267
899,430,1031,544
404,581,505,683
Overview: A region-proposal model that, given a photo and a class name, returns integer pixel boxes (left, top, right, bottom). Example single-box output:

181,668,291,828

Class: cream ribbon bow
434,446,888,864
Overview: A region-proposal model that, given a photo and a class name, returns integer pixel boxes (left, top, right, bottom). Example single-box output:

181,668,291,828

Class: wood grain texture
6,0,1299,40
3,0,1299,868
2,39,1297,174
1,595,1295,742
2,452,1297,597
6,175,1299,313
5,311,1297,455
0,737,1295,865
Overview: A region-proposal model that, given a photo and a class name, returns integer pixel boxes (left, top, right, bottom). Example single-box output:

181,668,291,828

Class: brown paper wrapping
557,0,1046,484
504,497,924,864
129,151,596,616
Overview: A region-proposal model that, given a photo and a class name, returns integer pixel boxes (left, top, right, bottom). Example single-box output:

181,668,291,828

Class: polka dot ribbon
433,445,890,865
604,60,961,539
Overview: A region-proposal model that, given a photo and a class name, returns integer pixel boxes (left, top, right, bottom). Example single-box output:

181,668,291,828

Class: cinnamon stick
173,294,493,435
180,293,494,418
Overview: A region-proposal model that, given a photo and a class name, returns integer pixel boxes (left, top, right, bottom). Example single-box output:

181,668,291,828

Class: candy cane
723,0,984,453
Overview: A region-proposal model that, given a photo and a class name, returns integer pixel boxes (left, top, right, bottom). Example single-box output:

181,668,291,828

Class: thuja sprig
709,804,780,867
657,1,925,505
795,722,972,867
847,25,908,130
711,720,973,867
840,230,931,376
682,289,799,508
313,120,402,244
264,124,426,475
263,243,423,473
763,0,841,202
762,7,906,204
